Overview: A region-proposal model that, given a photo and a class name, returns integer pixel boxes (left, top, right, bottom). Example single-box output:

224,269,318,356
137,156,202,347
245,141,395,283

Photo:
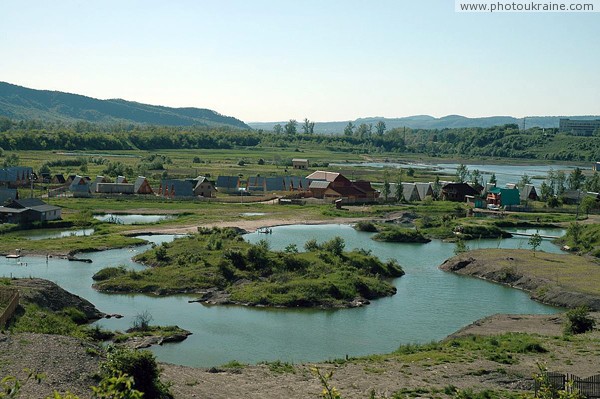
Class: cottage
415,183,434,201
323,185,369,202
306,171,352,188
0,198,61,224
283,176,309,191
0,188,18,205
134,176,154,195
487,187,520,207
90,176,111,193
520,184,538,202
353,180,379,201
0,167,33,188
96,183,135,194
215,176,241,194
561,190,584,205
192,176,215,197
308,180,330,199
246,176,266,194
69,175,91,198
441,183,481,202
52,174,67,185
292,159,309,170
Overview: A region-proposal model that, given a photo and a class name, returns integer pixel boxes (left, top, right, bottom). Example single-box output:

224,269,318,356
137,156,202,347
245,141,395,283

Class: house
283,176,309,191
134,176,154,195
520,184,538,202
306,171,352,188
0,167,33,188
160,179,194,198
487,187,520,207
52,174,66,185
96,183,135,194
246,176,266,193
353,180,379,201
387,183,420,202
215,176,241,194
323,185,368,202
441,183,481,202
69,175,91,198
0,198,62,224
116,176,128,184
265,177,286,192
90,176,111,193
0,188,18,205
415,183,434,201
40,172,51,183
292,159,309,170
191,176,215,197
308,180,330,199
561,190,584,205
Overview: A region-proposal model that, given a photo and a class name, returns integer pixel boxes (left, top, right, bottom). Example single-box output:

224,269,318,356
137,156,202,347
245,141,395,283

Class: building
306,171,378,203
116,176,128,184
134,176,154,195
292,159,309,170
90,176,111,193
0,167,33,188
594,162,600,172
559,119,600,136
246,176,266,193
487,187,520,207
0,198,62,224
520,184,539,202
0,188,18,205
192,176,216,197
96,183,135,194
415,183,434,201
52,174,66,185
308,180,330,198
69,175,91,198
215,176,241,194
441,183,481,202
306,171,352,188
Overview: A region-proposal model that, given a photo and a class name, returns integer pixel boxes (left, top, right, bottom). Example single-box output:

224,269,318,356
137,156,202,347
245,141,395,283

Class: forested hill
250,115,600,133
0,82,250,129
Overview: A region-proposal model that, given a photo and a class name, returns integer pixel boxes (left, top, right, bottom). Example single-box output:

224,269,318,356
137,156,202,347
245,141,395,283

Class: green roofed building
486,187,520,207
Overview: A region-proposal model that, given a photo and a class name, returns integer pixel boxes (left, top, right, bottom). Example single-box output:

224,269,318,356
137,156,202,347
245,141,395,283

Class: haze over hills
0,82,250,129
249,114,600,133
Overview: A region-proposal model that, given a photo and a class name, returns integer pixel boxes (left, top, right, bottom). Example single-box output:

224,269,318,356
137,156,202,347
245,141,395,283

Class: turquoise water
0,225,562,367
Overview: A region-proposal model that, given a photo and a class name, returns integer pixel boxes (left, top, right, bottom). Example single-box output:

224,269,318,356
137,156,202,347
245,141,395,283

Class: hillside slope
0,81,250,129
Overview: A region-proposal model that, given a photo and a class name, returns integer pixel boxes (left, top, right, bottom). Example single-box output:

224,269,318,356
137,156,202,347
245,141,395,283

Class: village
1,158,599,226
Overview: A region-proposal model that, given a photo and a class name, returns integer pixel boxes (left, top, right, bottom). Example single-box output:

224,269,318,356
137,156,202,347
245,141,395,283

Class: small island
93,227,405,308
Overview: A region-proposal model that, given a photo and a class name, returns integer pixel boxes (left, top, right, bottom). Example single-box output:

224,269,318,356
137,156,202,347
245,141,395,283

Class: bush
354,221,378,232
564,306,596,335
101,347,172,399
130,311,153,332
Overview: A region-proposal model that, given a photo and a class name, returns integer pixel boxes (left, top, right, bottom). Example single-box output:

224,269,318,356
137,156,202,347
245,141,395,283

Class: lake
0,225,562,367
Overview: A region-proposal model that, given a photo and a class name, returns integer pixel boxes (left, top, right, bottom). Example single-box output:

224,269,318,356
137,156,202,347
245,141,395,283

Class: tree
2,153,19,167
302,118,315,134
382,171,391,202
432,175,441,200
343,121,355,136
518,173,532,189
489,172,497,186
273,124,283,134
375,120,386,136
556,170,567,195
284,119,297,135
585,171,600,192
394,172,404,202
568,167,585,190
356,123,370,139
564,306,596,335
540,181,552,201
567,222,583,247
528,233,542,255
580,195,597,216
455,163,468,183
454,237,469,255
470,169,482,186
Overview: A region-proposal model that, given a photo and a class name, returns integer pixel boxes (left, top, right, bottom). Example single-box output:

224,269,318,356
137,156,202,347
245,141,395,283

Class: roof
265,177,286,191
309,180,330,189
0,188,17,204
13,198,46,208
353,180,377,193
216,176,240,189
0,167,33,182
247,176,266,187
292,158,309,163
134,176,148,192
116,176,128,184
306,171,345,182
520,184,538,201
415,182,433,199
6,198,61,213
326,185,366,197
162,179,194,197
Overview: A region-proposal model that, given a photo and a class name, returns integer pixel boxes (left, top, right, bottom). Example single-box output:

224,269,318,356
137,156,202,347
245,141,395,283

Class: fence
536,372,600,398
0,288,20,328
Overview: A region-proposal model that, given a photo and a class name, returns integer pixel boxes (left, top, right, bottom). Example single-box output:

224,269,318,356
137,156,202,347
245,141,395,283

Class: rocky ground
2,312,599,399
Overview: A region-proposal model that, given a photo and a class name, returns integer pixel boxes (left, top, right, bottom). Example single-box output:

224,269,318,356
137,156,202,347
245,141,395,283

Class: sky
1,0,599,123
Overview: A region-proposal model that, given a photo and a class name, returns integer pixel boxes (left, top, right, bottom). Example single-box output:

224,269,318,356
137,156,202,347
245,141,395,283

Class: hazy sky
1,0,599,122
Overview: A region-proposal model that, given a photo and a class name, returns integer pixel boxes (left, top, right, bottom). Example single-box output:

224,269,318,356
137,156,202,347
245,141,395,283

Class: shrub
130,311,153,332
564,306,596,335
101,346,172,399
354,221,378,232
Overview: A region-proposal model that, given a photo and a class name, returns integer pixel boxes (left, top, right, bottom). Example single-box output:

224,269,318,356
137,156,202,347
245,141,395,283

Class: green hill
0,82,250,129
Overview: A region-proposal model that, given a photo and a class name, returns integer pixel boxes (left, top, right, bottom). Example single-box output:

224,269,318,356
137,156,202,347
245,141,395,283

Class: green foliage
12,304,88,339
130,311,153,332
454,238,470,256
528,233,542,255
564,306,596,335
97,229,403,307
354,221,379,232
372,226,430,243
101,347,172,399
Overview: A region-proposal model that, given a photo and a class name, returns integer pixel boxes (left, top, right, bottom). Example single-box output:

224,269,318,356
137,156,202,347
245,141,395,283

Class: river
0,225,562,367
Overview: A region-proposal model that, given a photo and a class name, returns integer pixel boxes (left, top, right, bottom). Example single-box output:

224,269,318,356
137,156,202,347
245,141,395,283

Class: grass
93,228,405,307
459,248,600,297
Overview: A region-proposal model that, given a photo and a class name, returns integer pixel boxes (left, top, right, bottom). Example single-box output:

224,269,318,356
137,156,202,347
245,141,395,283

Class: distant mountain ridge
0,82,250,129
249,114,600,133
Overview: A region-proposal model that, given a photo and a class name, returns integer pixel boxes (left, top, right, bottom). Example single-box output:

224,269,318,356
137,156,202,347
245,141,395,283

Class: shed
292,159,309,170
